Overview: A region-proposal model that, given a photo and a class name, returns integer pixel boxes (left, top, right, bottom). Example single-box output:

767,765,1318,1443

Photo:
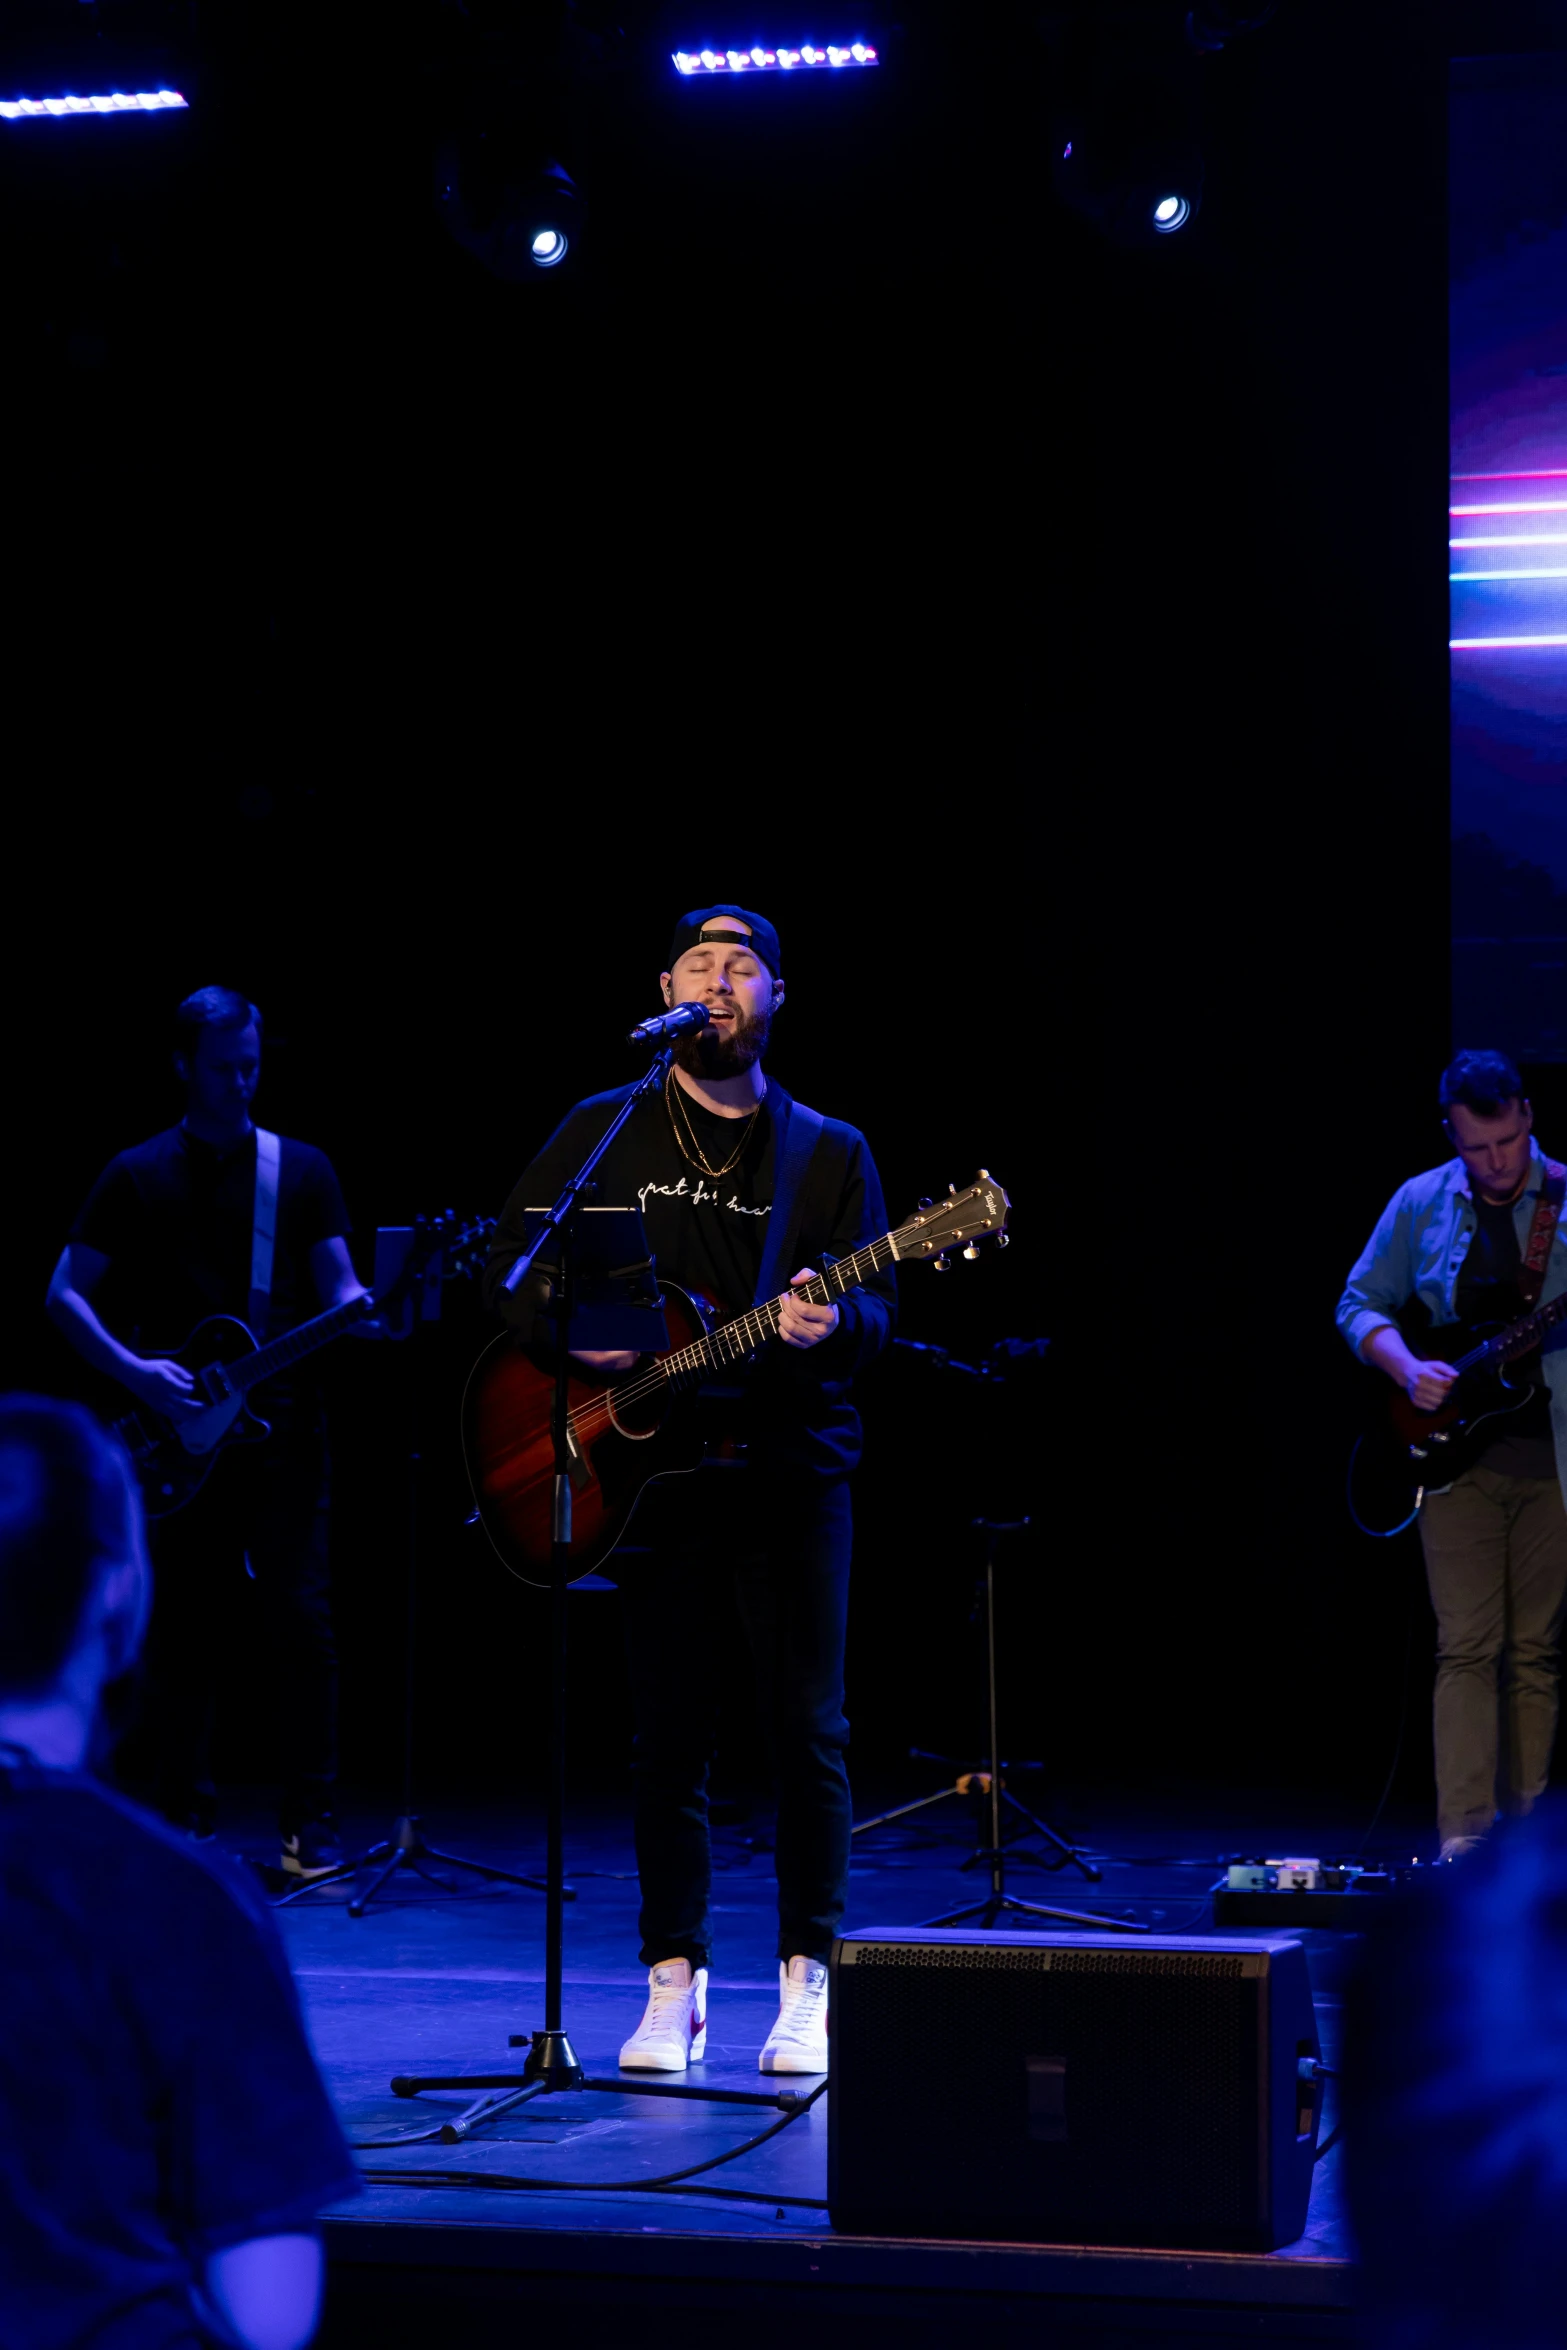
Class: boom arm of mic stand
500,1046,675,1296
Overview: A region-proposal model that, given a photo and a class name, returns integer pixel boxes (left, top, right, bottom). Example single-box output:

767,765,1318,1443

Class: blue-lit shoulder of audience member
0,1397,360,2350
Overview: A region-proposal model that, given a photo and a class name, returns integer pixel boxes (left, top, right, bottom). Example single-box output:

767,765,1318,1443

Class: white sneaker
619,1959,708,2071
759,1956,829,2074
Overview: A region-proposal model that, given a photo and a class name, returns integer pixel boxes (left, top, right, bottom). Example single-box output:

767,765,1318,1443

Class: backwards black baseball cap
667,905,782,980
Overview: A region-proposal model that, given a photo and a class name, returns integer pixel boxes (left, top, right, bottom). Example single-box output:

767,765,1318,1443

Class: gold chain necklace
664,1068,765,1180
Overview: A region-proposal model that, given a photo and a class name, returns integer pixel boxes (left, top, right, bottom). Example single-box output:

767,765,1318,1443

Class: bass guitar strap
752,1098,826,1311
248,1128,282,1338
1519,1158,1567,1311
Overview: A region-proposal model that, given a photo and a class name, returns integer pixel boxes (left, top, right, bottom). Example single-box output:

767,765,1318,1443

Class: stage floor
245,1787,1395,2345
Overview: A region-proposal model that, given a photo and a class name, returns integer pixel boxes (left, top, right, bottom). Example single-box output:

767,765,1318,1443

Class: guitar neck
233,1294,373,1391
1460,1288,1567,1376
661,1223,913,1386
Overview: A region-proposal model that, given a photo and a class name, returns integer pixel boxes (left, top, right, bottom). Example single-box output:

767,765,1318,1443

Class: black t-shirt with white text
486,1077,895,1475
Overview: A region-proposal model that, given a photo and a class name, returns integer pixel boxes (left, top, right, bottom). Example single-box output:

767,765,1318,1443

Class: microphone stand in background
853,1340,1146,1933
276,1222,551,1914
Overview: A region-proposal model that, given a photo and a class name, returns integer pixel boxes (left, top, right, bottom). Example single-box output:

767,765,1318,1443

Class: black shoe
280,1814,345,1879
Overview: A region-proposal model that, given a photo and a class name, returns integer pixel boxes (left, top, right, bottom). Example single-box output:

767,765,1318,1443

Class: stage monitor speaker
828,1929,1320,2250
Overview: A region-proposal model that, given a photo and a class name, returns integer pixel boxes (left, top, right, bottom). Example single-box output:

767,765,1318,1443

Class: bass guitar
463,1171,1011,1587
114,1212,494,1517
1352,1288,1567,1534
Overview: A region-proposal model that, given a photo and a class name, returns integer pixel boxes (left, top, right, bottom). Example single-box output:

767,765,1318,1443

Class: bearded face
673,996,774,1079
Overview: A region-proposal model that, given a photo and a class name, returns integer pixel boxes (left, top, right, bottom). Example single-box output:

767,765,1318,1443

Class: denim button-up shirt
1336,1139,1567,1506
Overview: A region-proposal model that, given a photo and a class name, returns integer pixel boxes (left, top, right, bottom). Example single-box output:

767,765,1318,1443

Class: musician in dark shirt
485,906,895,2075
1337,1050,1567,1861
45,987,369,1878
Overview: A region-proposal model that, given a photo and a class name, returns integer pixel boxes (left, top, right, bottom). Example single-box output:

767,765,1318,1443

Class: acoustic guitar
463,1171,1012,1586
114,1212,493,1516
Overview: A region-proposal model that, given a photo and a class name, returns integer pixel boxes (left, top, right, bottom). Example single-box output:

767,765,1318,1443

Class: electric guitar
463,1171,1012,1587
114,1212,494,1518
1354,1289,1567,1532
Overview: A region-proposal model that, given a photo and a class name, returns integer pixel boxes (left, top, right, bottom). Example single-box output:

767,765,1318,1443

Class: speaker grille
834,1940,1261,2240
850,1942,1246,1981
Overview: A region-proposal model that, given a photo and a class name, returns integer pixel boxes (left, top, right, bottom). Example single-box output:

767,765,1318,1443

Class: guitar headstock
439,1213,497,1283
900,1171,1011,1268
380,1212,497,1306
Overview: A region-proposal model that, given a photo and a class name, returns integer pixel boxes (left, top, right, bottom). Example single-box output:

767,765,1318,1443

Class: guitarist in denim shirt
1337,1051,1567,1860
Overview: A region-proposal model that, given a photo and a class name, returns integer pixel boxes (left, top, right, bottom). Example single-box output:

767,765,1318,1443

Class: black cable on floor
353,2077,827,2193
1315,2122,1342,2162
361,2170,829,2211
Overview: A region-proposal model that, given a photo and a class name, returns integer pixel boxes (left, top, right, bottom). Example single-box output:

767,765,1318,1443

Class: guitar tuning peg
962,1243,981,1261
917,1198,933,1212
933,1253,952,1273
996,1232,1010,1249
947,1183,957,1195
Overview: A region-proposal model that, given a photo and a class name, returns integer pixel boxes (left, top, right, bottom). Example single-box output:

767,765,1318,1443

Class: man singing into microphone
484,907,895,2073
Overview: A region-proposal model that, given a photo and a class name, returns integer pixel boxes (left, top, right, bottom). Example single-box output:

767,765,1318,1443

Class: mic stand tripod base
520,2027,584,2089
344,1814,557,1919
924,1889,1147,1932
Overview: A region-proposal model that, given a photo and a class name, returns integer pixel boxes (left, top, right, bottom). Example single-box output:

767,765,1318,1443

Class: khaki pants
1418,1466,1567,1845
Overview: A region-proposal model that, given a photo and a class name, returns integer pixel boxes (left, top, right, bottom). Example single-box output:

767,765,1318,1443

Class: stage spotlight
1151,192,1190,231
435,148,583,285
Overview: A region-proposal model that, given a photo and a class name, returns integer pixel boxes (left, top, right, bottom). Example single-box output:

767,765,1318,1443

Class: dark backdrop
4,0,1525,1836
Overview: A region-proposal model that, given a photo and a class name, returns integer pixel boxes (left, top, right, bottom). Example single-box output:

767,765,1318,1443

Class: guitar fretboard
232,1295,374,1391
1458,1289,1567,1377
657,1226,911,1386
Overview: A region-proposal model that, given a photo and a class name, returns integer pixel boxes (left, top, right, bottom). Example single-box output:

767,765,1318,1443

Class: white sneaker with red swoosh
619,1959,708,2070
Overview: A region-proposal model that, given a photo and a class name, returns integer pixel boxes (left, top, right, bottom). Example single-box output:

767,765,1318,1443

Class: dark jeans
146,1425,337,1827
621,1466,853,1972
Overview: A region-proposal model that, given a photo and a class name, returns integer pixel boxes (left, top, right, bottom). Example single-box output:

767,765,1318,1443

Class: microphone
627,1001,715,1045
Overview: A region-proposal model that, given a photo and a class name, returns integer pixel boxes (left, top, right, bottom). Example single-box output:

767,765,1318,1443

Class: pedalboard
1210,1854,1423,1928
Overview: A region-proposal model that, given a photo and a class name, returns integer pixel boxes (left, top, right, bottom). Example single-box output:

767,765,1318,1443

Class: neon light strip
0,90,187,117
1450,568,1567,581
1451,469,1567,481
1451,534,1567,547
673,43,878,72
1450,500,1567,515
1450,634,1567,649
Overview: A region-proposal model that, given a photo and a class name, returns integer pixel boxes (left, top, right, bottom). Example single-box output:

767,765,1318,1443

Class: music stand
275,1223,550,1914
383,1047,800,2131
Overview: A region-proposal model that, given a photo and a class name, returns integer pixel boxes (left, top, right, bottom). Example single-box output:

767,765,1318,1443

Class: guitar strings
561,1210,978,1446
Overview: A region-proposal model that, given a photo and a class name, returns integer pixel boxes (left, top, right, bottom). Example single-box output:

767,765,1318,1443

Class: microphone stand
386,1038,801,2131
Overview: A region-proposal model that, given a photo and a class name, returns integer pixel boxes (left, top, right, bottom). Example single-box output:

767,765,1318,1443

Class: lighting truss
672,42,878,74
0,90,187,119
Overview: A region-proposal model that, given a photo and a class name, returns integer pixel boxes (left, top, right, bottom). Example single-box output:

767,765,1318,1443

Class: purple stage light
1449,499,1567,515
0,89,187,120
1450,635,1567,649
672,41,878,73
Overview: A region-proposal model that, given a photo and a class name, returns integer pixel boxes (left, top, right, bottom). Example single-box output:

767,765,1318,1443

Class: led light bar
672,42,878,73
1450,635,1567,649
0,90,187,120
